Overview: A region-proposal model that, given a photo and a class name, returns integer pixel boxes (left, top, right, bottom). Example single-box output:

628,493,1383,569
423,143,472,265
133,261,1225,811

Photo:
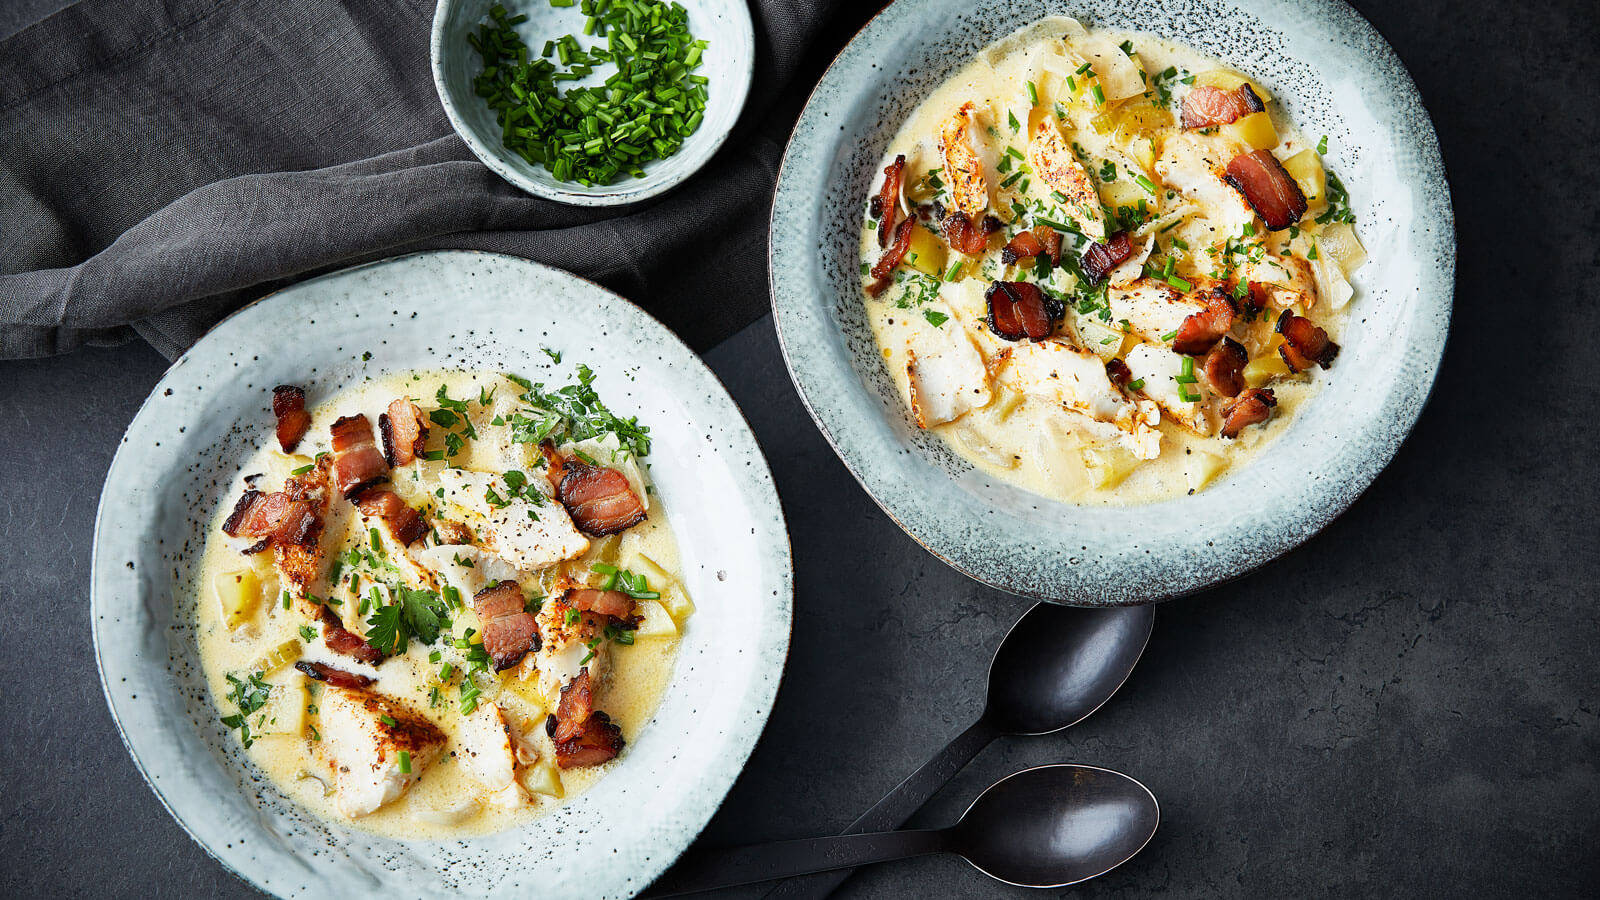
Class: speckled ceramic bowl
770,0,1453,605
90,252,792,898
431,0,753,205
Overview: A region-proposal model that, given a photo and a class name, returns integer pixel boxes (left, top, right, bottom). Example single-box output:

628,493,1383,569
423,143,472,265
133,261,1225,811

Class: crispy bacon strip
1205,337,1249,397
319,606,383,664
294,660,374,689
558,462,647,537
568,588,637,622
870,154,907,248
329,414,389,499
271,385,311,453
1000,230,1045,265
222,490,318,548
985,281,1060,342
473,581,540,672
1033,226,1063,265
552,711,625,769
1171,286,1237,355
1276,311,1340,372
867,217,916,297
1224,150,1308,231
941,211,1003,256
1222,388,1277,439
1081,232,1134,284
274,458,332,593
378,399,427,468
1181,83,1265,129
539,441,568,489
354,488,428,546
548,669,625,768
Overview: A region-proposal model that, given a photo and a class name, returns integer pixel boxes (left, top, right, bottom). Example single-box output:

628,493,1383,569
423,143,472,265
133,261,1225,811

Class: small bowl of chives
432,0,753,206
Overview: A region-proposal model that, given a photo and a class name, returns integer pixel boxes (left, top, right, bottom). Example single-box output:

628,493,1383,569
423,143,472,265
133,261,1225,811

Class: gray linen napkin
0,0,851,358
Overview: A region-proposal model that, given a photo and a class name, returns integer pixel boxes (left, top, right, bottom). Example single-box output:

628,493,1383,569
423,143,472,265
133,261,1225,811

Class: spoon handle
762,715,998,900
641,828,951,897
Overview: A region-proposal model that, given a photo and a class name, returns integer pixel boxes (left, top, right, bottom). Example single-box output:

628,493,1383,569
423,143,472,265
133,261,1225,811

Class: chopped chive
944,261,963,281
1091,84,1106,106
1160,329,1179,341
1127,378,1146,391
1026,80,1038,106
398,750,412,774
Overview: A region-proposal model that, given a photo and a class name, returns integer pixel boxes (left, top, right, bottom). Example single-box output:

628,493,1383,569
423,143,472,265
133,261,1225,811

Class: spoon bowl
986,604,1155,735
951,764,1160,888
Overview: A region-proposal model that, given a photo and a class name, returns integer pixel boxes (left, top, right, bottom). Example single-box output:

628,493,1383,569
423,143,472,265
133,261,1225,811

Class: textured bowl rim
90,250,794,896
429,0,755,206
768,0,1456,606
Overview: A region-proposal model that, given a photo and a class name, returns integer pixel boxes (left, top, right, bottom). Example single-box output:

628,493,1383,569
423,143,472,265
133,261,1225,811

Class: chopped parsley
220,671,272,749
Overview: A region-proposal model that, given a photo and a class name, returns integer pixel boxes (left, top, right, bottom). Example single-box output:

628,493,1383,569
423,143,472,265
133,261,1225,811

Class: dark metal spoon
764,601,1155,899
643,764,1160,896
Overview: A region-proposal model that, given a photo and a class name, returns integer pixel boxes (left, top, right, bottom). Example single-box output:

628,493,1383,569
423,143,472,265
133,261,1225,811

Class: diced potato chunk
1316,222,1367,273
1080,444,1140,489
1222,112,1278,151
1194,69,1271,102
904,223,948,277
213,569,262,632
1184,451,1228,493
987,386,1026,422
660,585,695,625
520,761,564,798
252,639,302,675
1098,177,1147,214
1242,354,1291,388
1281,149,1326,204
255,674,308,738
1079,318,1130,361
631,600,679,639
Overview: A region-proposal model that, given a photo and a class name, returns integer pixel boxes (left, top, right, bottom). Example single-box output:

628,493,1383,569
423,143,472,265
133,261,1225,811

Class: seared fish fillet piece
905,312,992,428
1155,132,1256,239
435,469,588,571
994,340,1162,459
939,101,993,220
1107,279,1206,346
317,686,446,818
1125,342,1213,435
1027,118,1105,242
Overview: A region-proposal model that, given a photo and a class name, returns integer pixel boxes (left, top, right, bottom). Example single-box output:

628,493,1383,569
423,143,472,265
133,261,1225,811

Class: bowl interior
431,0,753,205
769,0,1453,604
91,252,791,898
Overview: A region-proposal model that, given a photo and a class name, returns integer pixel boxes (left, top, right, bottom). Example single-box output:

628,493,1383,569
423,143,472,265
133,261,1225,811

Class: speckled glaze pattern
769,0,1454,606
89,252,793,898
431,0,753,206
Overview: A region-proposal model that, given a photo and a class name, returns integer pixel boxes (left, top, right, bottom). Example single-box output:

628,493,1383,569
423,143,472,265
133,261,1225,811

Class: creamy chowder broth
196,367,694,839
860,18,1367,505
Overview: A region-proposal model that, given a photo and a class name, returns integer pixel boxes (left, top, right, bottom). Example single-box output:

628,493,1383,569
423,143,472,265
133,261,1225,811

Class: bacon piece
547,668,626,768
1081,232,1134,284
319,606,383,664
550,668,597,743
1171,286,1237,355
271,385,311,453
941,211,1003,256
294,660,375,690
539,441,567,489
222,490,318,548
377,399,427,468
1276,311,1340,372
558,462,647,537
473,581,540,672
1181,83,1265,129
354,488,428,546
870,154,906,248
1105,357,1133,387
1205,337,1249,397
866,217,916,297
985,281,1061,342
1224,150,1308,231
551,711,625,769
1221,388,1277,438
1000,230,1045,265
1033,226,1063,265
329,414,389,499
275,458,332,594
568,588,637,622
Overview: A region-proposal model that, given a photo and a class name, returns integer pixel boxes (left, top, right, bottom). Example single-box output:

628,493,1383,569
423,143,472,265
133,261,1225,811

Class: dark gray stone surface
1,0,1596,897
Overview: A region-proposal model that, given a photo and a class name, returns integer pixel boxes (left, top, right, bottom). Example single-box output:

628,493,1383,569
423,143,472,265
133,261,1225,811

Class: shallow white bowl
90,251,792,898
769,0,1455,605
432,0,753,205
